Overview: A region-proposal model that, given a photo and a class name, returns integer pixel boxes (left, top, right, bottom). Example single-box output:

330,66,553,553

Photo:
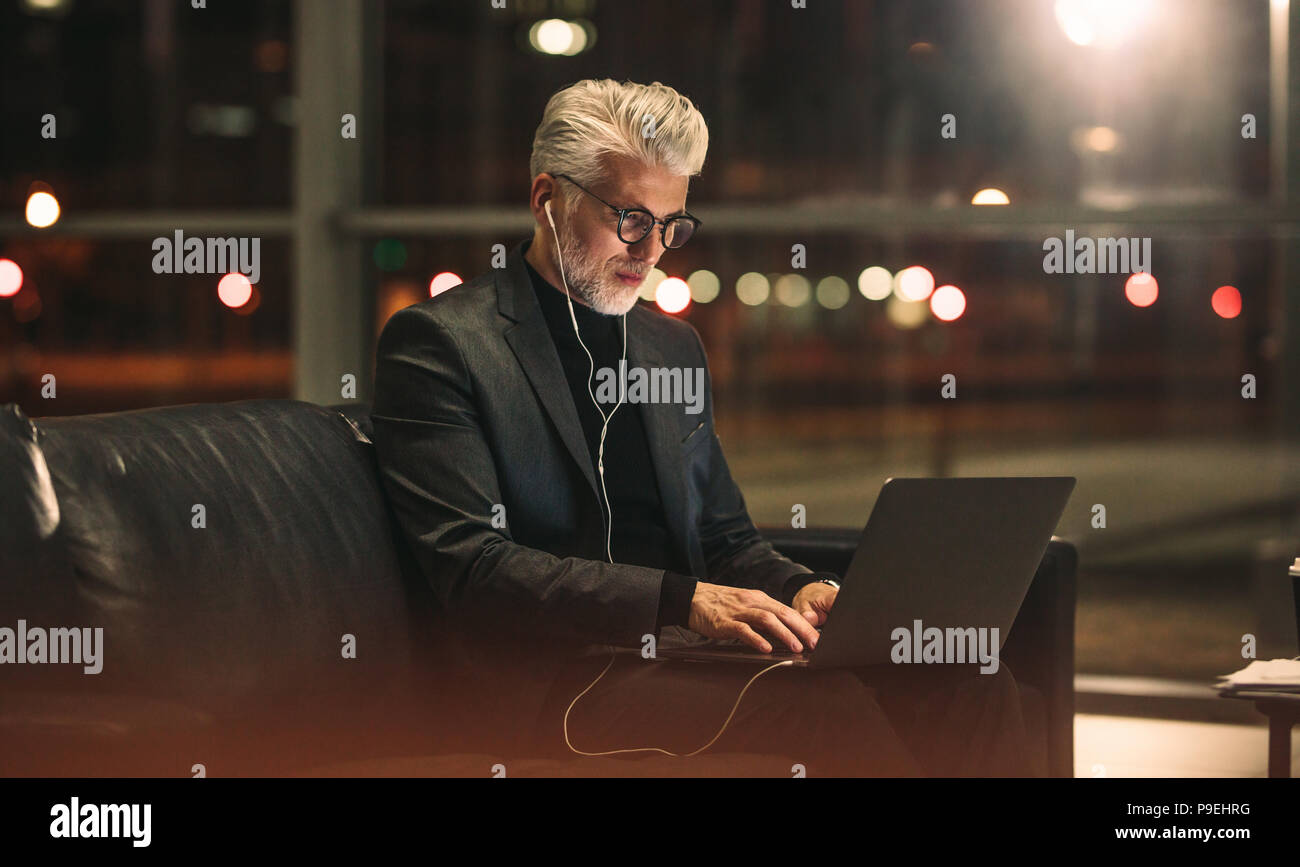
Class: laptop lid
809,476,1075,669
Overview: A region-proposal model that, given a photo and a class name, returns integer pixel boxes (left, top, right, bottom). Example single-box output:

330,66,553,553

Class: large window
3,0,1297,683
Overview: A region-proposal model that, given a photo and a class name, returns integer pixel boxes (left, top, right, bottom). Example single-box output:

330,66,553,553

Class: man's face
551,154,689,316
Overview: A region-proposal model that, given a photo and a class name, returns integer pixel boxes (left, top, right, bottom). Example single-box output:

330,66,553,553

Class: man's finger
756,598,820,648
739,609,803,653
729,621,772,653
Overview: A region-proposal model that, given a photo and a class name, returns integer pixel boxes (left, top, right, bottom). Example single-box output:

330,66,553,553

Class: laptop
648,476,1075,668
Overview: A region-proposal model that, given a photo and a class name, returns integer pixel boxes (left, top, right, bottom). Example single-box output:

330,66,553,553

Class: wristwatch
815,578,841,591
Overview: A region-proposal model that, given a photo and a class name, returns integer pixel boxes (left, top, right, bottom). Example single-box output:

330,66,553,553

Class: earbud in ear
544,199,555,228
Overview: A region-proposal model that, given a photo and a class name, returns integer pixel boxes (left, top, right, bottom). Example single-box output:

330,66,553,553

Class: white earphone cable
549,203,625,564
545,198,787,759
562,653,795,758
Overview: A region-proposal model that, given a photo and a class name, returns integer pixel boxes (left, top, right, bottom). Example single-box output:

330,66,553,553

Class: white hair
529,79,709,196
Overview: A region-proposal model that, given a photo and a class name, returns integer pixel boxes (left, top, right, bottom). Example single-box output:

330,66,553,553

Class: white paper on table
1216,658,1300,690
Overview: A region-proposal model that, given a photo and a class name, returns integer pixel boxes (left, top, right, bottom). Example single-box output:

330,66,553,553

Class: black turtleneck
522,242,830,631
523,250,698,633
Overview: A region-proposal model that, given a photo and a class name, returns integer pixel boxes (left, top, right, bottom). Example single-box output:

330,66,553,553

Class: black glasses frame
553,173,701,248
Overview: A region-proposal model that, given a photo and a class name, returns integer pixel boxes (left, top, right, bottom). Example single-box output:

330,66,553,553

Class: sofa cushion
11,399,415,711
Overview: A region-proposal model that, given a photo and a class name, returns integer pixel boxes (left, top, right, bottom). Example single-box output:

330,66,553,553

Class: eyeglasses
553,173,701,249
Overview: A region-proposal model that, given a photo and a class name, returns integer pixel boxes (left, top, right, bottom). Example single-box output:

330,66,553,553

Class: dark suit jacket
371,237,813,744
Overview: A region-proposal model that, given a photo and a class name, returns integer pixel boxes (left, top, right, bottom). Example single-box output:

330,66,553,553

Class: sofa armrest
1000,538,1077,778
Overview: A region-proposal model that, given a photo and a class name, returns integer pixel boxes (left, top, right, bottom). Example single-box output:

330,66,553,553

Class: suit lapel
627,324,693,574
498,237,694,573
499,240,601,507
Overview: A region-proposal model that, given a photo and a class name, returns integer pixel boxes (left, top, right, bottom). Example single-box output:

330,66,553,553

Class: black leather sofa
1,398,1077,777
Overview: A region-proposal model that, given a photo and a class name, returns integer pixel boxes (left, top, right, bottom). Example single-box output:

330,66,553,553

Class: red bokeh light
1211,285,1241,319
0,258,22,297
429,272,463,297
930,285,966,321
1124,273,1158,307
218,273,253,308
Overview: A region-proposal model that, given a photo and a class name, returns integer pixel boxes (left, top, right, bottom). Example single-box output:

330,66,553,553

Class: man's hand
792,581,838,628
687,582,821,653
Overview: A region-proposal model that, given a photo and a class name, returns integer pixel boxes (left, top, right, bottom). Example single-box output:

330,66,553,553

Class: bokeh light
857,266,893,301
218,273,253,308
1211,285,1242,319
930,285,966,321
774,273,811,307
534,19,574,53
529,19,592,56
1054,0,1153,48
895,266,935,302
736,272,770,306
687,269,720,303
639,267,667,301
25,191,61,228
1124,272,1158,307
429,271,462,297
815,275,851,310
0,259,23,297
971,188,1010,205
1084,126,1119,152
23,0,71,13
655,277,691,314
886,295,928,329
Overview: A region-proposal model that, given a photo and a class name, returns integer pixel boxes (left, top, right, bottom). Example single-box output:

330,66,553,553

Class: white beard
554,221,642,317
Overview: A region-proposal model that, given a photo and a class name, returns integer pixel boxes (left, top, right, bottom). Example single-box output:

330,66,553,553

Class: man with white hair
372,78,1046,775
